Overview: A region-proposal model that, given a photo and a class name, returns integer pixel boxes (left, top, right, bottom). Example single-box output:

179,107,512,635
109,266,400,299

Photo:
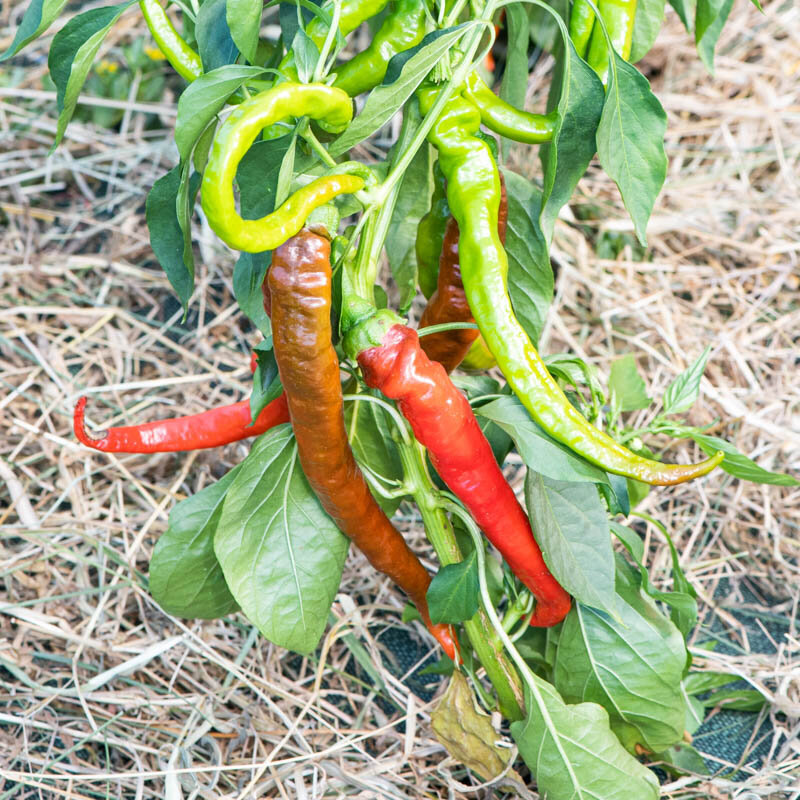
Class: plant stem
396,438,524,720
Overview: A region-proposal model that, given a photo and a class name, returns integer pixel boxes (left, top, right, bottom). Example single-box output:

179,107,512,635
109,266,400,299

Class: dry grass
1,0,799,797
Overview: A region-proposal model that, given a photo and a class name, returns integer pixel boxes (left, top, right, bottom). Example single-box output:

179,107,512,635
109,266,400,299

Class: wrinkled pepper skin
201,84,363,253
418,87,723,485
74,393,289,453
358,324,571,626
333,0,428,96
418,174,507,373
416,161,450,300
139,0,203,82
462,72,558,144
268,230,457,659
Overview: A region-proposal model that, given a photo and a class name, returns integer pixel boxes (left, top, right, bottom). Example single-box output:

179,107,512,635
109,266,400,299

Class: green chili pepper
569,0,596,59
139,0,202,82
201,84,364,253
332,0,428,97
586,0,637,82
417,86,723,486
416,161,450,299
462,72,558,144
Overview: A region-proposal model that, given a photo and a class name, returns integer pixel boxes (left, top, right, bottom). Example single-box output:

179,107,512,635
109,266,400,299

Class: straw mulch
0,0,798,797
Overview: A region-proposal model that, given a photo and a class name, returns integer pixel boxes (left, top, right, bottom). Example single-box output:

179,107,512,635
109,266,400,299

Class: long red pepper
357,322,571,627
73,393,289,453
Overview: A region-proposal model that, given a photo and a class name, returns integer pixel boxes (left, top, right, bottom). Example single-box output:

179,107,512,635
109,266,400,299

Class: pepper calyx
343,308,404,360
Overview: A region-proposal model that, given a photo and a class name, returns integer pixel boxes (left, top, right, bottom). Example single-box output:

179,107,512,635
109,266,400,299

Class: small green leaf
524,471,616,615
695,0,734,74
237,134,295,219
234,252,272,336
249,341,282,421
215,426,349,655
510,677,660,800
630,0,666,62
176,160,201,299
196,0,238,71
609,354,651,412
503,170,554,345
175,65,267,160
0,0,69,61
690,433,799,486
662,346,711,415
499,3,530,157
476,396,609,484
427,552,479,624
596,52,667,246
291,28,319,83
48,2,134,147
329,24,471,157
226,0,262,64
668,0,696,31
150,467,242,619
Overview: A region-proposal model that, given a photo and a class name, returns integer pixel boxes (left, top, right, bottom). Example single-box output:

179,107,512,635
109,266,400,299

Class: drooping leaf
427,552,479,624
609,354,651,413
476,396,609,484
695,0,734,74
499,3,530,157
0,0,69,61
215,426,349,654
662,346,711,415
539,13,605,243
175,65,267,160
630,0,667,62
249,340,282,421
234,252,272,336
226,0,262,64
196,0,238,71
690,433,799,486
150,467,242,619
554,557,688,752
329,24,471,157
503,170,554,345
524,471,616,615
48,2,134,147
668,0,697,31
596,52,667,246
510,677,660,800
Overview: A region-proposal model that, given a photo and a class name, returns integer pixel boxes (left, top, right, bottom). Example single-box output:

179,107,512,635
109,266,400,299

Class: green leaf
662,346,711,415
499,3,530,157
683,670,739,695
226,0,262,64
510,676,660,800
196,0,238,71
48,2,134,147
668,0,696,31
476,396,609,484
695,0,734,74
176,160,201,302
609,354,651,412
655,741,709,775
539,15,605,243
237,134,295,219
427,552,479,624
503,170,554,345
596,52,667,246
344,390,405,516
290,28,319,83
175,65,267,160
234,252,272,336
249,341,282,421
150,467,241,619
630,0,666,62
689,433,799,486
329,24,471,157
0,0,69,61
146,165,200,310
524,471,616,615
215,426,350,654
384,143,434,311
554,562,688,752
528,0,569,53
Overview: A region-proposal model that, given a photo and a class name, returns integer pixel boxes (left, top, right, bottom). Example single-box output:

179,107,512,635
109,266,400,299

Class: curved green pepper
332,0,428,96
416,161,450,299
568,0,596,59
586,0,637,82
462,72,558,144
417,86,723,486
201,84,364,253
139,0,202,82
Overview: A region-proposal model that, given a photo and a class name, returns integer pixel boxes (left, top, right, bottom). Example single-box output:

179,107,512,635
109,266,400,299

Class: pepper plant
7,0,795,796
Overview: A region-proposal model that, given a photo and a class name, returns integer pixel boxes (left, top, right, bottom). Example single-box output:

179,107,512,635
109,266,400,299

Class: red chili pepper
73,393,289,453
357,322,571,627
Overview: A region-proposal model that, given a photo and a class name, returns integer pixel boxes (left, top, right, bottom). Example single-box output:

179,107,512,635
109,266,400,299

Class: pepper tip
73,396,108,450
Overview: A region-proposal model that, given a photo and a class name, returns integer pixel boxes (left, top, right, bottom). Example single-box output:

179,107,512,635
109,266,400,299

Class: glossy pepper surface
201,84,363,253
462,72,558,144
418,173,507,374
568,0,596,59
357,321,571,626
418,87,723,485
333,0,428,96
74,393,289,453
139,0,202,82
585,0,637,82
268,230,457,659
415,161,450,300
